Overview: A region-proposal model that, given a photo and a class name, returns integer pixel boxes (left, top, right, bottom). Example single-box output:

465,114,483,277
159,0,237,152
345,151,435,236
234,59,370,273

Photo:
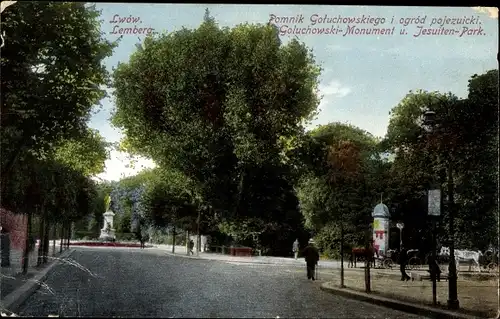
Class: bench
229,246,253,257
410,271,449,281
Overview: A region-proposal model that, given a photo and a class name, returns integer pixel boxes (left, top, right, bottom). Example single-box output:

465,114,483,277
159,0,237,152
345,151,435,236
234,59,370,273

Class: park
0,2,498,318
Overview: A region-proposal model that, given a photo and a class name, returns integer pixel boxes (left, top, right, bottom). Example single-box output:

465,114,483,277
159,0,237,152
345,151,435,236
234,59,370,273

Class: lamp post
428,188,441,306
421,108,459,309
396,223,404,251
364,222,372,293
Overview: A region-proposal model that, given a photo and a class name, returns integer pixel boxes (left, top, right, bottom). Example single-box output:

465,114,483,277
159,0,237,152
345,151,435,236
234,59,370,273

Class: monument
99,195,116,241
372,200,390,257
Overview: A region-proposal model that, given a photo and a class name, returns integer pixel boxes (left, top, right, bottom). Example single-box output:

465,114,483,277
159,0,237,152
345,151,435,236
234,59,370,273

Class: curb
1,248,76,314
162,250,306,266
320,282,482,319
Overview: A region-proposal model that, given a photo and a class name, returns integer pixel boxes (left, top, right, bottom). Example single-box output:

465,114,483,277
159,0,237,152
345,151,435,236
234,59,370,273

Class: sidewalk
1,241,70,306
319,268,496,318
153,244,344,268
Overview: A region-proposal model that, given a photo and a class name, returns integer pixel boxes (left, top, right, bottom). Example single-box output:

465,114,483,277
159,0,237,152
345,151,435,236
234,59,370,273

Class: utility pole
196,208,201,256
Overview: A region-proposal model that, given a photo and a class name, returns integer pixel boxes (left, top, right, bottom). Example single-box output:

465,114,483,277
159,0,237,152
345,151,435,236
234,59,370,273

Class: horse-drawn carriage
349,247,394,269
400,247,497,273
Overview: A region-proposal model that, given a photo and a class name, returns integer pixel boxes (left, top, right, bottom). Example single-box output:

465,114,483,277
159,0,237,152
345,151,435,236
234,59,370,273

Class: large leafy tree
295,122,384,255
142,167,201,233
383,70,498,251
0,2,116,195
54,128,110,177
111,10,321,226
1,2,115,269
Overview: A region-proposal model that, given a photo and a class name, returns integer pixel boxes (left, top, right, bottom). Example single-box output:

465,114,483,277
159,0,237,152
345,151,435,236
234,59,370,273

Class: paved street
18,248,428,318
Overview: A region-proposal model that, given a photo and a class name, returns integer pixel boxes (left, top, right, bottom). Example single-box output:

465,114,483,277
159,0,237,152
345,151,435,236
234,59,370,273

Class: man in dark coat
428,254,441,282
189,239,195,255
302,239,320,281
399,246,411,281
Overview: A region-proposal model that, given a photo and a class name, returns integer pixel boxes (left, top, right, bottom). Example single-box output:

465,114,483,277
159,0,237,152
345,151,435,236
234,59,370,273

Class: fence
1,208,28,274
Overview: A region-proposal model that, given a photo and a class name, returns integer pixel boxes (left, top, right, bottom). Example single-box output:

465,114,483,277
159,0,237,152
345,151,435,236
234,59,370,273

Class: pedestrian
189,239,194,255
399,246,411,281
368,240,379,268
292,239,299,260
302,239,320,281
428,254,441,282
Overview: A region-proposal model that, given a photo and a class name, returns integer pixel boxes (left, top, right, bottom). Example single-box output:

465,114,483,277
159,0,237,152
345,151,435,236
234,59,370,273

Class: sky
88,4,499,181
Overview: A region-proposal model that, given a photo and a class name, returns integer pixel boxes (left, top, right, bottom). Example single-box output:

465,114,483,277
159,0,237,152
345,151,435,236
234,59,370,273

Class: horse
349,247,377,268
439,246,482,272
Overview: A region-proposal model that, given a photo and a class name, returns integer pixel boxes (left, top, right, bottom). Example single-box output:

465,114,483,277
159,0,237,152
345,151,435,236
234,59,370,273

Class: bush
313,224,338,258
74,230,95,240
116,232,136,242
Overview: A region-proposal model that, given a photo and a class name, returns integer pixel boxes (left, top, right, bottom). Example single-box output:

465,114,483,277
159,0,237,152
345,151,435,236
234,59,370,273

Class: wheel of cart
405,249,421,270
383,249,396,269
383,257,393,269
408,256,422,270
487,262,498,272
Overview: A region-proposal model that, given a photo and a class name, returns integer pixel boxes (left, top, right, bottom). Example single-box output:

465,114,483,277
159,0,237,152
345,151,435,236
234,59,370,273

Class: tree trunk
172,226,176,254
37,214,45,266
186,230,190,256
22,213,32,274
43,222,50,263
197,209,201,255
66,222,71,248
52,224,56,256
233,171,245,217
340,221,345,288
59,223,64,254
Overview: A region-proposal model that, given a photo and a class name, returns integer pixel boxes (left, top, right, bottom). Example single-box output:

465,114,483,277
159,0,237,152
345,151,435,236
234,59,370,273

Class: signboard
428,189,441,216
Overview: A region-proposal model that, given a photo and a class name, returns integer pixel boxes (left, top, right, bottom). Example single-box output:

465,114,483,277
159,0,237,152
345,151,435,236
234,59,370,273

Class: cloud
95,150,156,182
319,80,352,98
472,7,498,18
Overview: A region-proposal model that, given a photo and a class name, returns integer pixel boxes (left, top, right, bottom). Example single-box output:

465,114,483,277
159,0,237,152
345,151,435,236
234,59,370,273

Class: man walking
399,246,411,281
302,239,320,281
189,239,195,255
292,239,299,260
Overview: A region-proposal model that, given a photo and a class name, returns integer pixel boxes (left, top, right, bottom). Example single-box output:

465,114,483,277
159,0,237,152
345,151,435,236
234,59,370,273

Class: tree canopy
111,11,321,249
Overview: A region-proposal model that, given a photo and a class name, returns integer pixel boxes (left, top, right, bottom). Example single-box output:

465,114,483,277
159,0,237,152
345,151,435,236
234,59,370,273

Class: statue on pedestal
99,195,116,241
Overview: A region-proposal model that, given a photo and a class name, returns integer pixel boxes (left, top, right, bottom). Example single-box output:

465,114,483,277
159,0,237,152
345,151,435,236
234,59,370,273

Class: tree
54,128,110,177
295,122,383,256
383,70,498,251
111,11,321,226
142,167,200,232
0,2,117,194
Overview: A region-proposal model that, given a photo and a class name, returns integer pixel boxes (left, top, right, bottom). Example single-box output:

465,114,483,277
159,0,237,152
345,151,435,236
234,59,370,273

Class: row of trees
1,2,115,271
55,10,495,257
107,10,497,256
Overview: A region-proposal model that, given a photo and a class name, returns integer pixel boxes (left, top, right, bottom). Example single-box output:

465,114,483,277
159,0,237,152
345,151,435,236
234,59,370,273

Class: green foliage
142,167,200,231
295,122,381,236
1,2,117,187
111,12,321,223
54,128,110,177
115,232,136,242
384,70,498,251
0,2,115,239
116,210,132,234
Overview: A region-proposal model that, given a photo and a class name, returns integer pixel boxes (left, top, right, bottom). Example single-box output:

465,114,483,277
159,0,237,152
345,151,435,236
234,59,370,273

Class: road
18,248,428,318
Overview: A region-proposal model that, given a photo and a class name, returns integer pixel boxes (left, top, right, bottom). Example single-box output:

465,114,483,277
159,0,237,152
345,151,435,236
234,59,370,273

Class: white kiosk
372,202,390,257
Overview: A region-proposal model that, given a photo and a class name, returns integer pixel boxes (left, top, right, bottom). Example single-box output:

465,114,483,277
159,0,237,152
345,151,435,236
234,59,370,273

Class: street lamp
421,108,459,310
396,223,404,250
428,187,441,306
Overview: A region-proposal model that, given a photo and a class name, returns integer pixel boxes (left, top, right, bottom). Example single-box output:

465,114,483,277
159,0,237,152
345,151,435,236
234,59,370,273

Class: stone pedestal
99,211,116,241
